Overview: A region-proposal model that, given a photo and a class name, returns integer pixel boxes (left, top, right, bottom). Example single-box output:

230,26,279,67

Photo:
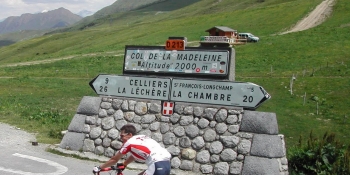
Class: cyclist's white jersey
119,135,171,166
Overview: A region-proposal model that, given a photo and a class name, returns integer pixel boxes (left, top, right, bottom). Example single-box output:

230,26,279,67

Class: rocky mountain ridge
0,7,82,34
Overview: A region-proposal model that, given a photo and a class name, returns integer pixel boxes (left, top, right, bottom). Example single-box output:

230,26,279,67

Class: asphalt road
0,122,140,175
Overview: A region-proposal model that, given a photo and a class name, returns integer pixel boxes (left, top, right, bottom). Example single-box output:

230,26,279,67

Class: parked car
238,33,259,42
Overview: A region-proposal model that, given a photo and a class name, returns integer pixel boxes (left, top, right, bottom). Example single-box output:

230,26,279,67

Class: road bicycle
94,165,125,175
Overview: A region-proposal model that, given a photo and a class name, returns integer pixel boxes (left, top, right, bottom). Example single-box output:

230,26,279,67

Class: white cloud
0,0,116,19
22,0,86,4
3,0,26,6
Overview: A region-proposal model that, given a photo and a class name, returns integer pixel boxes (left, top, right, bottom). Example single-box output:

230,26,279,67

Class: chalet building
205,26,238,38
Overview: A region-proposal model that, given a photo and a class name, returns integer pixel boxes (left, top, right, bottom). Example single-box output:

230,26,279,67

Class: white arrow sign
89,74,171,101
171,79,271,109
90,75,271,109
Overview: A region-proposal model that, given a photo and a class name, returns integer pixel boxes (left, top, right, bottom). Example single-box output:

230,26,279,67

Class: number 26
100,86,108,92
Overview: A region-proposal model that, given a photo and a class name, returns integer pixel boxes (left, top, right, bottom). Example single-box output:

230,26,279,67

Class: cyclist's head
120,124,136,136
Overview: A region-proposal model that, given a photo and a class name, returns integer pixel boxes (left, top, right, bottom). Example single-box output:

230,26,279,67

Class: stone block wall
60,96,289,175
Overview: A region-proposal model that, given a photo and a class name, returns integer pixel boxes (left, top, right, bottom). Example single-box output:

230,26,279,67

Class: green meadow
0,0,349,153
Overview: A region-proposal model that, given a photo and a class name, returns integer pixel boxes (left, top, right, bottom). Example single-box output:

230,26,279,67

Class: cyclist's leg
143,162,156,175
153,161,171,175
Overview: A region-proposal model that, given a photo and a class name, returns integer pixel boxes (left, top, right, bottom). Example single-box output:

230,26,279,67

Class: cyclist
93,124,171,175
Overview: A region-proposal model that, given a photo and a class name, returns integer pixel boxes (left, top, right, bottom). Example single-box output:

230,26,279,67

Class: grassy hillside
0,0,323,63
0,0,349,150
58,0,201,32
0,30,52,48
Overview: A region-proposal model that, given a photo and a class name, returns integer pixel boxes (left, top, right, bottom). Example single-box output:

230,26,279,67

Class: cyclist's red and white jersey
119,135,171,166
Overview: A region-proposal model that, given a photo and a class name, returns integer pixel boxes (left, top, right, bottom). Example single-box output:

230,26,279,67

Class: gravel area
280,0,335,34
0,122,37,149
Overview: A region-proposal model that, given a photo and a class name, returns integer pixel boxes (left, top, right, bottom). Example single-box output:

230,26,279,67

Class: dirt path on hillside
0,56,75,67
280,0,335,34
0,53,123,68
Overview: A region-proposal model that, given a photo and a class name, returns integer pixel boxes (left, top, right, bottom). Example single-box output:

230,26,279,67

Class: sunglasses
120,133,129,138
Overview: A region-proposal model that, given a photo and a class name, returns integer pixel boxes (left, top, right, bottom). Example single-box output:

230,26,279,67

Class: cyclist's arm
138,170,146,175
100,152,124,169
123,155,135,166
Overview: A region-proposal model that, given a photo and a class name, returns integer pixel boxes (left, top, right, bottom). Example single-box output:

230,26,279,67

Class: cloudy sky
0,0,116,20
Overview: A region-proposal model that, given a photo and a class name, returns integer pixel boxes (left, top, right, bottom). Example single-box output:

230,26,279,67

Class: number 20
243,95,253,103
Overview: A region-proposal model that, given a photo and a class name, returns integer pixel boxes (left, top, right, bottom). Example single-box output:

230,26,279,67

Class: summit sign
123,46,231,77
89,39,270,109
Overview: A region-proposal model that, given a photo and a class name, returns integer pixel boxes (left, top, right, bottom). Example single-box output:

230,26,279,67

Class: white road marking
0,153,68,175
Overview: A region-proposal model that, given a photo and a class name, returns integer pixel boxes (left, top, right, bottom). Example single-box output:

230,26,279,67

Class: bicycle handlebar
94,165,125,175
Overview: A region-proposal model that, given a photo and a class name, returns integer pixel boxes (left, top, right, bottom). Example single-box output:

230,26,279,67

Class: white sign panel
89,75,271,109
124,47,229,76
89,75,170,100
200,36,230,43
171,79,271,108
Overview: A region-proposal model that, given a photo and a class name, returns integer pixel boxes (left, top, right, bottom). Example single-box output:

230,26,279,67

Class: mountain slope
94,0,166,16
0,8,82,34
0,0,326,61
77,10,95,17
0,0,349,149
62,0,201,32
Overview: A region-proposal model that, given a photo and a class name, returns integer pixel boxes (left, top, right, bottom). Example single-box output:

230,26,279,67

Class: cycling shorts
144,160,171,175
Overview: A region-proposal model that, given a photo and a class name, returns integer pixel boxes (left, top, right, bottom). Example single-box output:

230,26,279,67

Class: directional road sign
89,74,171,101
170,79,271,109
89,75,270,109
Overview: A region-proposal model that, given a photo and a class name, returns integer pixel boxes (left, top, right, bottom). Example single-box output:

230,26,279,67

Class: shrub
22,108,70,140
288,131,350,175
